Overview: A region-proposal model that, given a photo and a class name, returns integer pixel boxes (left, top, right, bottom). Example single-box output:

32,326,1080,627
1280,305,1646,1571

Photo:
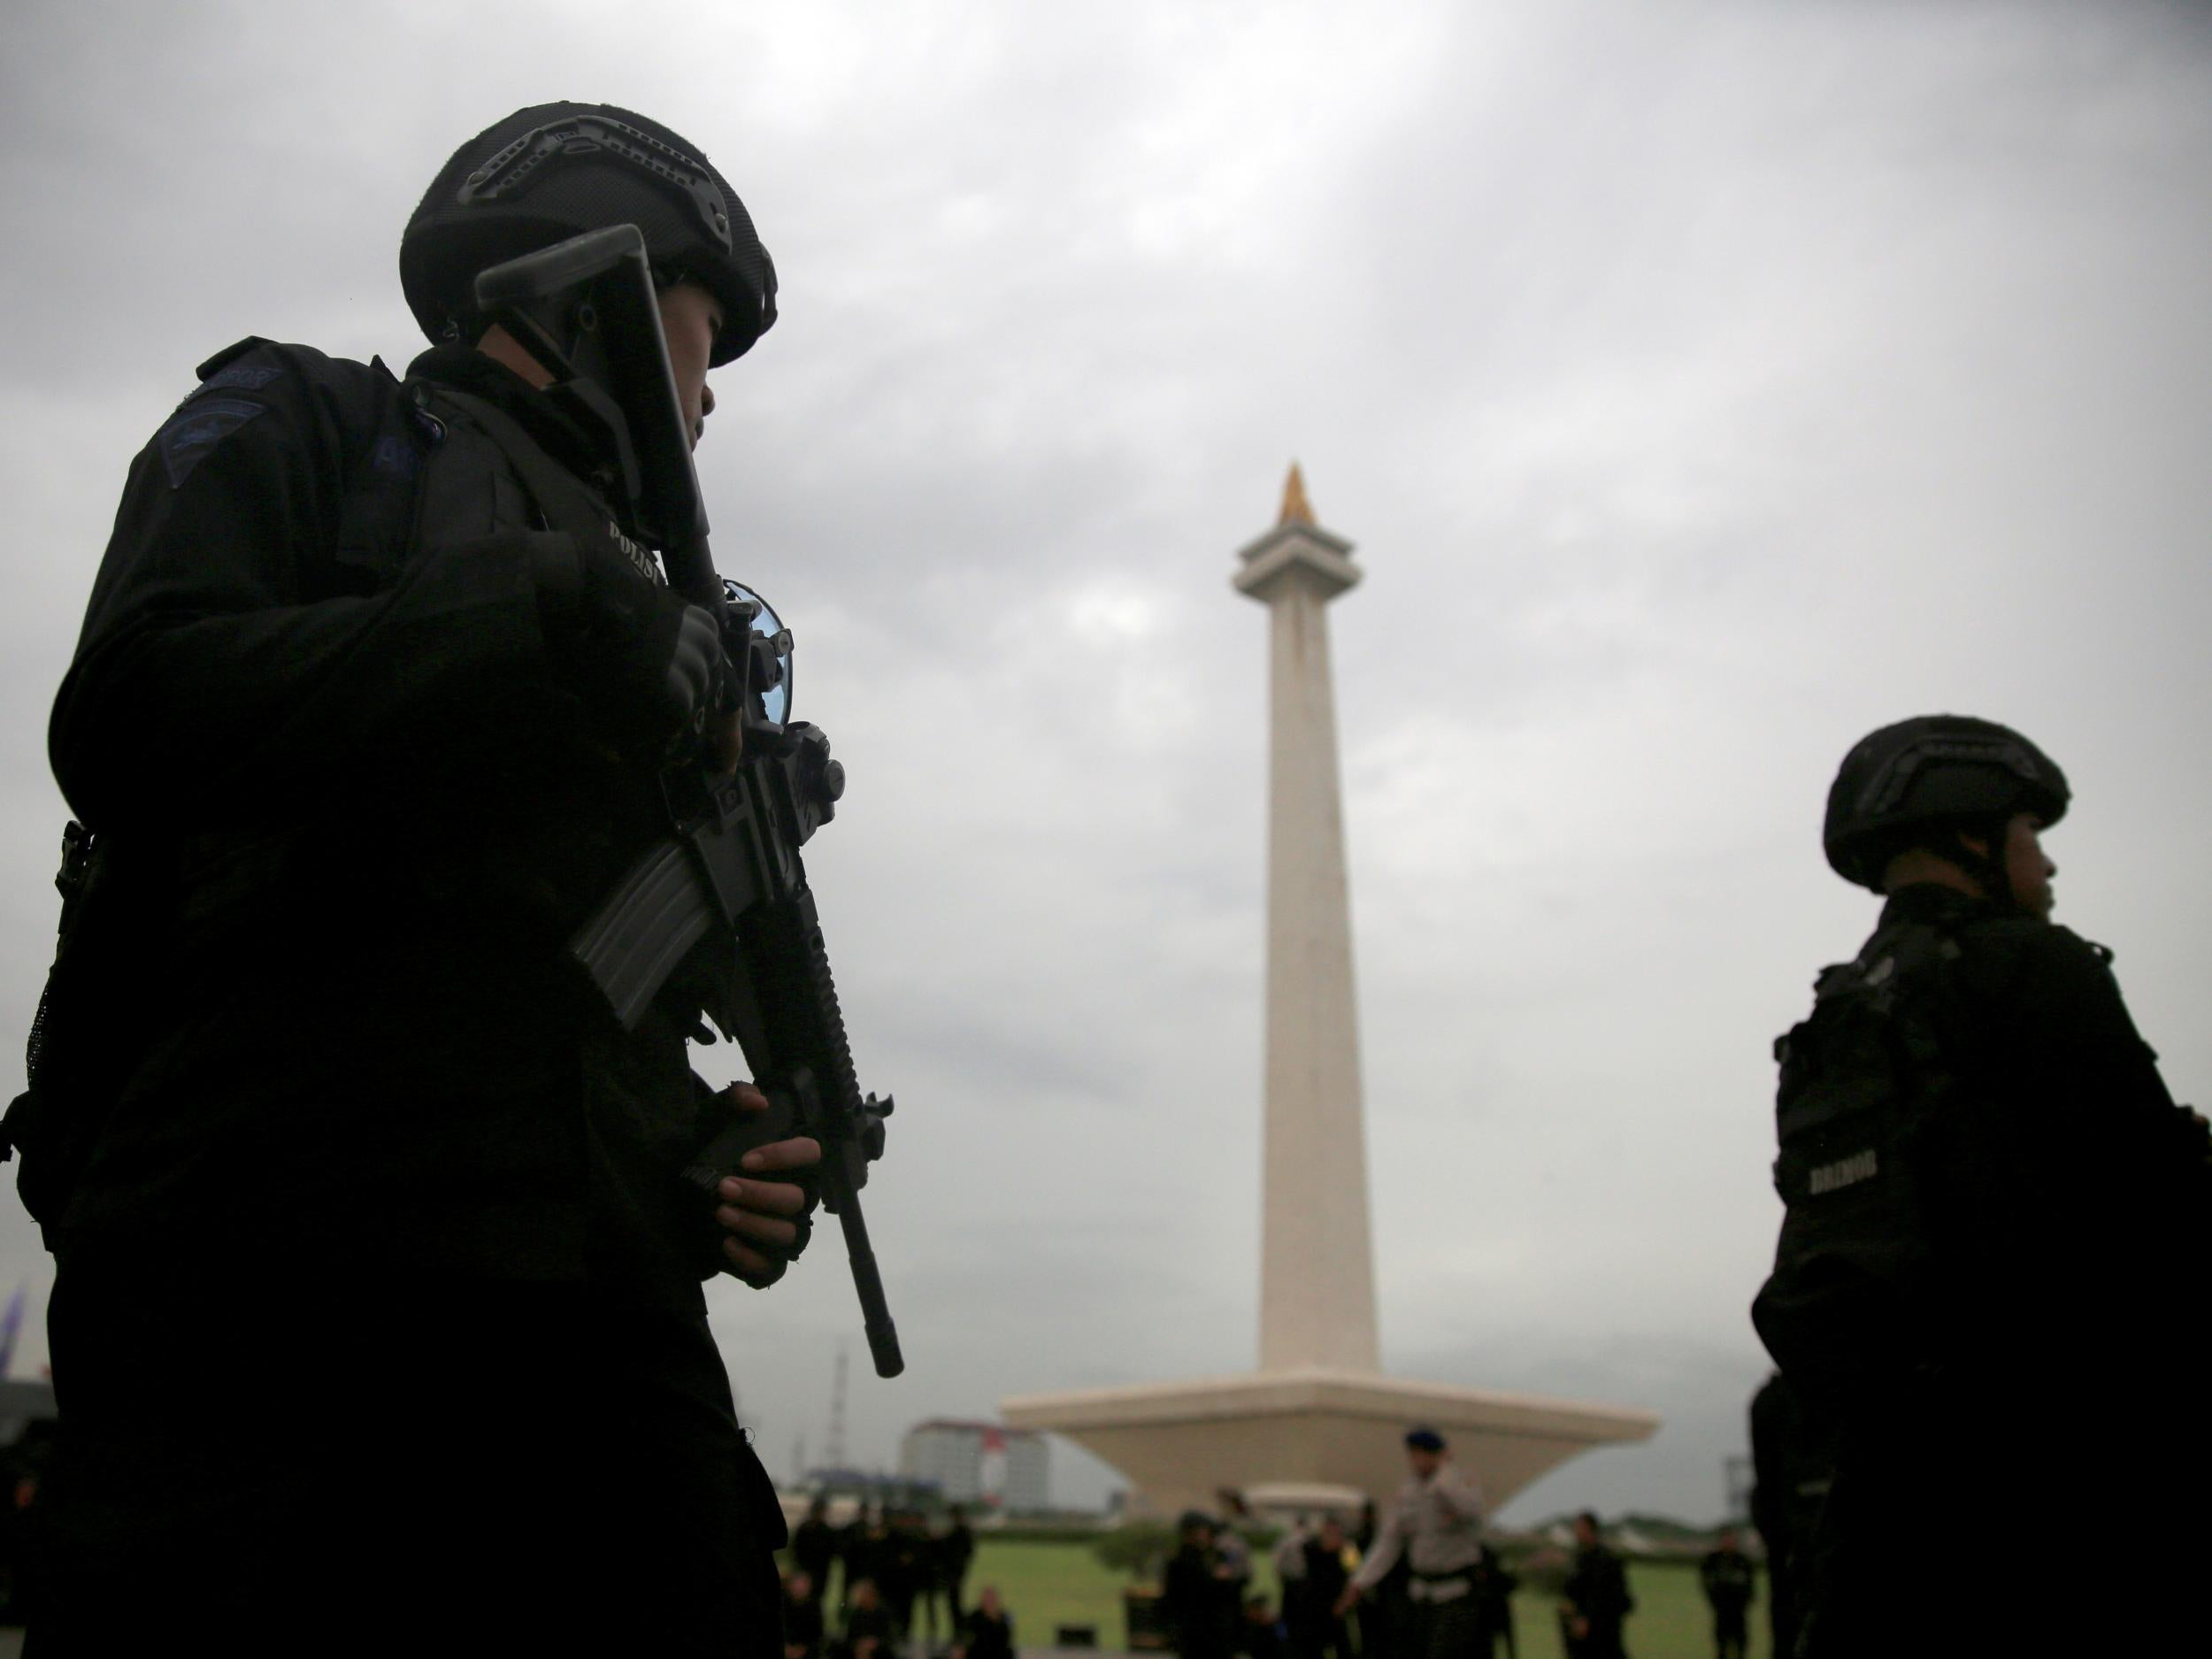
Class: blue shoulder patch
157,396,268,488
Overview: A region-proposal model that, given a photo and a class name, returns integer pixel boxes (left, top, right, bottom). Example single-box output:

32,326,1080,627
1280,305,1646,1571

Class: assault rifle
472,226,902,1378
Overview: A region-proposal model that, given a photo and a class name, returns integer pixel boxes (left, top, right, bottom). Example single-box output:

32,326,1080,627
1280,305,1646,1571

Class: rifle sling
423,387,634,564
424,384,746,1029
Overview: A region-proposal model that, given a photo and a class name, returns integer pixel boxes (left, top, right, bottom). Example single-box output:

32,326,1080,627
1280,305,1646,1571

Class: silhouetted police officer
1754,716,2210,1655
927,1502,977,1642
1560,1513,1630,1659
1697,1529,1754,1659
1164,1511,1234,1659
1470,1540,1517,1659
1290,1516,1355,1659
785,1569,829,1659
1747,1371,1829,1659
7,104,821,1653
795,1497,844,1607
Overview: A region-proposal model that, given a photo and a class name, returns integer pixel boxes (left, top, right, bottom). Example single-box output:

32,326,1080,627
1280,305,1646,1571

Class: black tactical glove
529,531,733,753
730,1205,815,1289
687,1077,822,1288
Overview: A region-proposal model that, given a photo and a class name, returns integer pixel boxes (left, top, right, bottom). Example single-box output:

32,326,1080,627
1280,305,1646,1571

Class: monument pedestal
1003,1368,1656,1517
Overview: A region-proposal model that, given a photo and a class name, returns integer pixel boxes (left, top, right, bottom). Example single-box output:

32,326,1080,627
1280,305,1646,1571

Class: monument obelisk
1238,465,1379,1375
1003,469,1656,1516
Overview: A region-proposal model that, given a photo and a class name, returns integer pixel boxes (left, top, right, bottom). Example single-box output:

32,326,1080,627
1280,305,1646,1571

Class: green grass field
956,1540,1767,1659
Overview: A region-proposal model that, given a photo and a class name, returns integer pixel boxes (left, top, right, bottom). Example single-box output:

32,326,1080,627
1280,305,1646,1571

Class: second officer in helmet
1754,716,2208,1655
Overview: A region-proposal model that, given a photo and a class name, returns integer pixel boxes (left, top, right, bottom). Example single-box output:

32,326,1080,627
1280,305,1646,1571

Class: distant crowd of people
1159,1503,1517,1659
781,1501,1010,1659
769,1448,1766,1659
1156,1430,1763,1659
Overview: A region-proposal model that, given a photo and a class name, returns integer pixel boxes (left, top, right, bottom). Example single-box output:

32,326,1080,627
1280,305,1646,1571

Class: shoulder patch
157,396,268,488
188,363,282,400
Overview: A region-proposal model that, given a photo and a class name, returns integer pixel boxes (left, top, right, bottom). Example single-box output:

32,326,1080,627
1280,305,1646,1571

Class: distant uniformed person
1164,1510,1234,1659
843,1507,893,1622
1747,1371,1829,1659
1753,715,2211,1655
879,1508,928,1647
1696,1528,1755,1659
1470,1540,1518,1658
794,1497,843,1607
840,1577,895,1659
1290,1515,1356,1659
1351,1496,1409,1657
1559,1514,1631,1659
927,1502,977,1640
1334,1427,1486,1659
783,1569,828,1659
954,1585,1015,1659
1233,1593,1288,1659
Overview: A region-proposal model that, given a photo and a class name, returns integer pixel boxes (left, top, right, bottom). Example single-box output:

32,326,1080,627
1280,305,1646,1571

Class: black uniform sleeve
1979,922,2207,1263
2000,928,2170,1094
1994,929,2183,1141
50,343,565,830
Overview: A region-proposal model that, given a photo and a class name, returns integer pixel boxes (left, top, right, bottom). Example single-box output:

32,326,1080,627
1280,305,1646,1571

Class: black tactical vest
1751,916,1973,1412
3,351,657,1240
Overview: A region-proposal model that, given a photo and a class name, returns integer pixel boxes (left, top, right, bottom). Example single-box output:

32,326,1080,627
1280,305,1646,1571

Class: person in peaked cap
1336,1428,1488,1659
1752,715,2210,1655
6,104,817,1653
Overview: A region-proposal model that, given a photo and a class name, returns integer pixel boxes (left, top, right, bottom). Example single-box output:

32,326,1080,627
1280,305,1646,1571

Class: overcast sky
3,0,2209,1525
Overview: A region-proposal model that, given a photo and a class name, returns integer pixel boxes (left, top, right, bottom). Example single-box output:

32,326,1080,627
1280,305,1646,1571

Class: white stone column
999,469,1658,1514
1233,469,1379,1374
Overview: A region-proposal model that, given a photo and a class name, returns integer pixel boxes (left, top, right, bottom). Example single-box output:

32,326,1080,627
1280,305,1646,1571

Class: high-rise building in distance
898,1419,1050,1512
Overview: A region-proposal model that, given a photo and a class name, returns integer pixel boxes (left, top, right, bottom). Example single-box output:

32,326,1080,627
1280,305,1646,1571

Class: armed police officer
1753,715,2210,1656
1336,1427,1487,1659
3,104,832,1652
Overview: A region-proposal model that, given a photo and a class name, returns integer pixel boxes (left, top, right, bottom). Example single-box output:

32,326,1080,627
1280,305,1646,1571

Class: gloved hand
529,531,733,753
697,1079,822,1288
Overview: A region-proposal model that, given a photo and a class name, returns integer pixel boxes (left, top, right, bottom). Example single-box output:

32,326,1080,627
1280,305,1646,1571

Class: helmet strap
1950,816,2016,910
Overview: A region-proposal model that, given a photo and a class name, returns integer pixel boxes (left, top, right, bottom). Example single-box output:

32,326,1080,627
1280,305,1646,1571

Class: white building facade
898,1419,1049,1512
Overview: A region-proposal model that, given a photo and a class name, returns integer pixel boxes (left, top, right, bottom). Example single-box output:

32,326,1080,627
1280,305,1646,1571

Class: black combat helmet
1823,714,2070,891
400,103,776,365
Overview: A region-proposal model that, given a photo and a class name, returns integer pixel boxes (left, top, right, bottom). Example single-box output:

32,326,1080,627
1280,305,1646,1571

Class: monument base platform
1002,1368,1657,1517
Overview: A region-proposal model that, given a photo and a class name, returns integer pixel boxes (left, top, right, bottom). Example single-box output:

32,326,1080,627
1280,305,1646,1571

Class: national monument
1002,470,1657,1514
